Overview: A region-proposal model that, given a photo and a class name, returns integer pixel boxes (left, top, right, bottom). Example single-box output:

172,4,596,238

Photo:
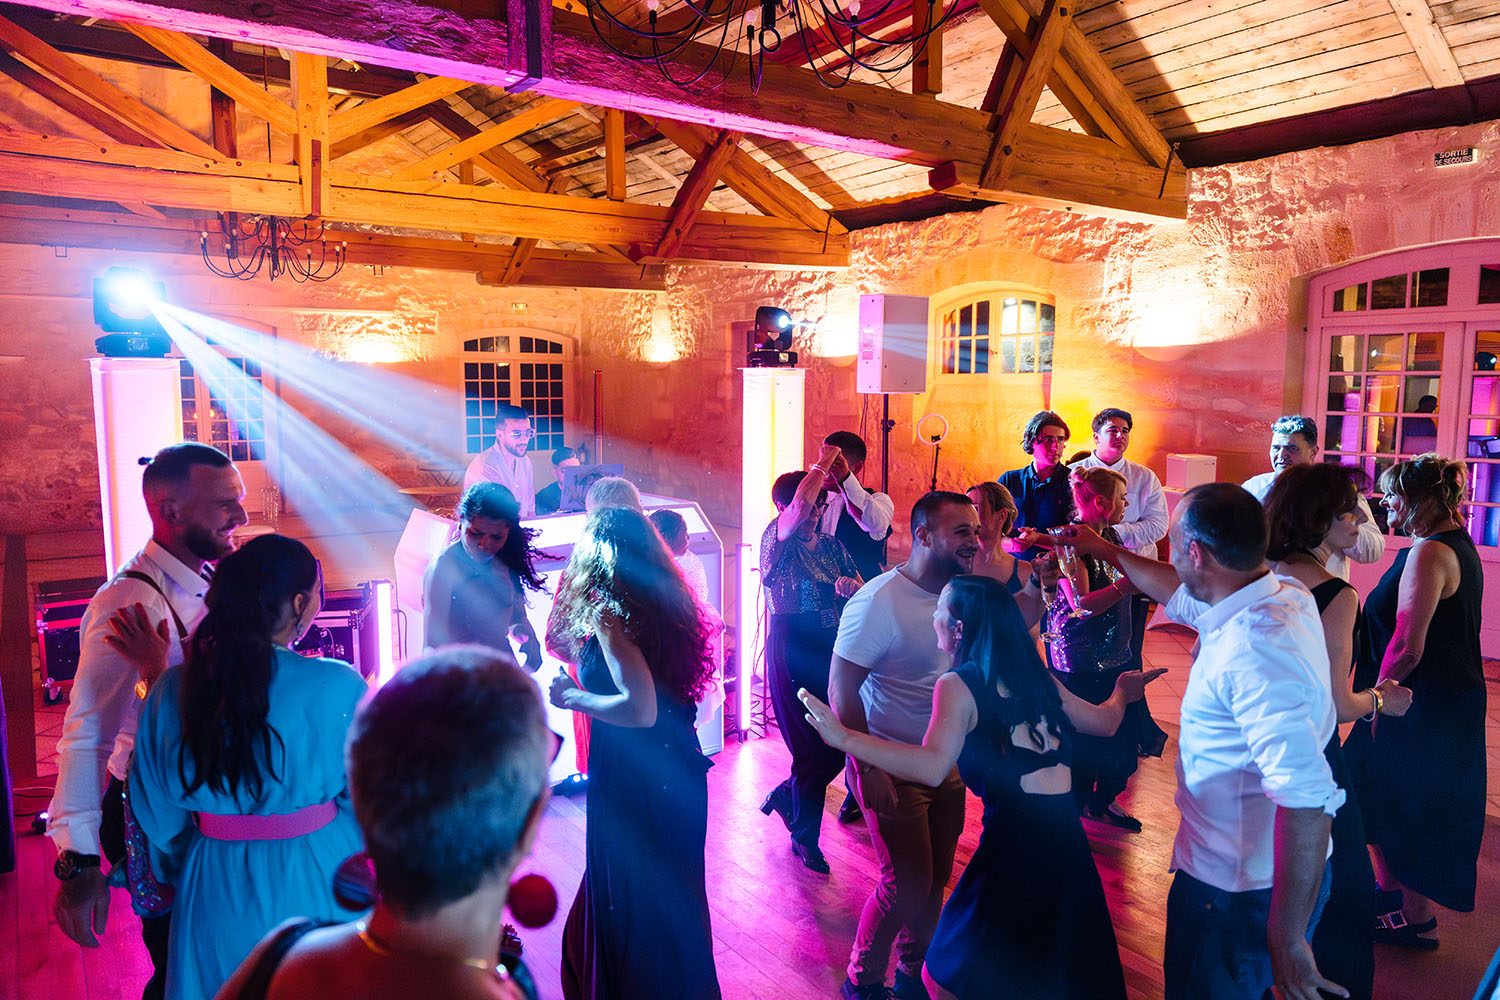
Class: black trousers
766,613,846,848
101,777,172,1000
1053,668,1141,811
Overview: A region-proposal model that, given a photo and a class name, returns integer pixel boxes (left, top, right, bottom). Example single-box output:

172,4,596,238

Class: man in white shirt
829,491,980,1000
1059,484,1345,1000
818,430,895,583
49,443,246,999
462,403,536,518
1243,414,1383,580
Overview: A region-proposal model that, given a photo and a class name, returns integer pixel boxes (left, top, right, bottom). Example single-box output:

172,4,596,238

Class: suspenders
118,570,189,641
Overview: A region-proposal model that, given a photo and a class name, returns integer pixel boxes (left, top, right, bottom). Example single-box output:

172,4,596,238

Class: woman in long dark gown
1264,463,1413,999
548,507,721,999
1346,454,1486,947
801,575,1162,1000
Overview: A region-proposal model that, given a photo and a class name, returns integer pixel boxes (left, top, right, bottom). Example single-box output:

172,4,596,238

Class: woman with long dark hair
1264,463,1411,999
129,534,367,1000
424,482,547,668
547,506,721,999
802,575,1160,999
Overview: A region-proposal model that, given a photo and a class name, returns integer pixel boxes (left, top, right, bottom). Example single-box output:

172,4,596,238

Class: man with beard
828,492,981,1000
463,403,537,518
49,442,246,999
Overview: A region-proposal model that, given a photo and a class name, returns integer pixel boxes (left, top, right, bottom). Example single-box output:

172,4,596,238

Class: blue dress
131,647,367,1000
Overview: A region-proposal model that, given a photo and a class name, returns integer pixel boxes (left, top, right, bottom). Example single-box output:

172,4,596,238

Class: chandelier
200,213,348,283
581,0,957,91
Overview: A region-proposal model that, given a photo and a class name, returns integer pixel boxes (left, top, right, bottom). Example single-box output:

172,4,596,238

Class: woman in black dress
800,575,1162,999
1264,463,1413,999
1347,454,1486,947
548,507,721,999
758,461,862,873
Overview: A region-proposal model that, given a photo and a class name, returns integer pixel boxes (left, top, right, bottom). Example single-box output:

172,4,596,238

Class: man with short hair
463,403,536,518
534,446,581,516
819,430,894,584
829,492,979,1000
1059,485,1344,1000
998,410,1075,559
1242,414,1383,579
49,442,246,999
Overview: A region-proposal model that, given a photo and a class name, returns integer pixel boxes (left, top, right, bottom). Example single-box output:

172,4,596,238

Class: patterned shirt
759,519,859,622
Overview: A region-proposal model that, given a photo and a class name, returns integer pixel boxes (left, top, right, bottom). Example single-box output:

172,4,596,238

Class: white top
818,472,895,540
1165,572,1344,893
48,540,209,855
833,567,947,745
676,551,711,608
1070,452,1169,558
463,444,536,518
1243,471,1385,580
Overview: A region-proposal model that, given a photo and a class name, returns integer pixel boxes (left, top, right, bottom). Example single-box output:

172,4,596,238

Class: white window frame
929,283,1057,381
461,329,576,456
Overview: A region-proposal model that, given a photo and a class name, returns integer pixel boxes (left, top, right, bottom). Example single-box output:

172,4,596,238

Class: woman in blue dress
129,534,367,1000
801,575,1161,999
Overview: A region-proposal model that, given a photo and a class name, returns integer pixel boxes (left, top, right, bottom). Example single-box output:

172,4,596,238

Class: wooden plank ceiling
0,0,1495,289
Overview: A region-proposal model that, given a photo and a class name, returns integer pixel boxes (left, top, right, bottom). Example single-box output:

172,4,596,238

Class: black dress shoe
1086,805,1143,833
760,783,792,833
790,838,830,874
837,793,862,824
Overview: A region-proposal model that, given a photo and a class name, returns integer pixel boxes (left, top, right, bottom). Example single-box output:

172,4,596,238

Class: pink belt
196,801,338,841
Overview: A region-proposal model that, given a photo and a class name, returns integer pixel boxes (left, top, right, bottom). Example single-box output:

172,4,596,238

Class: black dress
561,637,721,1000
923,664,1126,999
1307,578,1375,1000
1346,529,1486,912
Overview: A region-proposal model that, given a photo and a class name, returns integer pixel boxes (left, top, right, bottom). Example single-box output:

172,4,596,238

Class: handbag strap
237,918,331,1000
119,570,189,641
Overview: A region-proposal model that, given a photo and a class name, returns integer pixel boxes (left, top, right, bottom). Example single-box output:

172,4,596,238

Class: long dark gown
923,664,1126,999
1346,529,1486,912
561,637,721,1000
1307,578,1375,1000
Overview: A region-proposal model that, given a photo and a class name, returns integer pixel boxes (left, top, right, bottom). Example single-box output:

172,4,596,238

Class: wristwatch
54,850,101,881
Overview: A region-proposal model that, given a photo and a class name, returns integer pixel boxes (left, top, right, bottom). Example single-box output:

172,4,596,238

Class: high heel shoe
760,783,792,833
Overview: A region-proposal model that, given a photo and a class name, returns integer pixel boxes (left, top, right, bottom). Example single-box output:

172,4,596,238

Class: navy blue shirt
997,463,1075,559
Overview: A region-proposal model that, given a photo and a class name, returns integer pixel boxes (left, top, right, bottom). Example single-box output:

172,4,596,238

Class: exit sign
1434,147,1479,167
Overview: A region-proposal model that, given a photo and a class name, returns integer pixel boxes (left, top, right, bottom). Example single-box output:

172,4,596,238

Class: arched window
461,332,573,455
1304,240,1500,550
933,287,1056,377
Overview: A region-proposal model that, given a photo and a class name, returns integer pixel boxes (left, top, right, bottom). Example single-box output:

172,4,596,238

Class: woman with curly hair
548,506,721,999
1346,454,1485,948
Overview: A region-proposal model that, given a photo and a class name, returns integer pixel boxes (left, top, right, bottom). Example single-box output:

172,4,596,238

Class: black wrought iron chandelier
200,213,347,283
581,0,957,92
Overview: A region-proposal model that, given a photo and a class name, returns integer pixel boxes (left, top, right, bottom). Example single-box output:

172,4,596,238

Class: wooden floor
5,725,1499,1000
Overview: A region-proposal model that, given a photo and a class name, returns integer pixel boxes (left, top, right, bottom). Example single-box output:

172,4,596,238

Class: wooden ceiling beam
0,48,160,144
122,22,296,132
1387,0,1464,90
982,0,1067,191
327,73,475,142
207,36,237,157
391,97,578,181
330,108,426,158
912,0,942,96
0,12,223,158
290,50,328,216
602,106,625,200
637,127,738,261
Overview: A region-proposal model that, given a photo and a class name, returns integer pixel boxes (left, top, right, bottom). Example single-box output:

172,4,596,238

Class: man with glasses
463,403,537,518
998,410,1076,559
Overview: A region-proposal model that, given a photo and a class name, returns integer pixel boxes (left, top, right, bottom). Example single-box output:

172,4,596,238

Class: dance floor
6,631,1499,1000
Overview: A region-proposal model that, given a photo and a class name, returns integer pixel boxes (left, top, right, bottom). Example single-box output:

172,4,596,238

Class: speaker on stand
857,294,930,493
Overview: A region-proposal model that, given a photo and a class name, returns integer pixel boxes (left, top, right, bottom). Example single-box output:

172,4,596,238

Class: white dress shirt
462,444,536,518
48,540,209,856
1165,572,1344,893
1071,452,1169,558
817,473,894,540
1243,471,1385,580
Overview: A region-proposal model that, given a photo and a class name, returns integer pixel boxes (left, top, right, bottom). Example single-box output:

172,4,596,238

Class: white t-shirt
833,567,947,745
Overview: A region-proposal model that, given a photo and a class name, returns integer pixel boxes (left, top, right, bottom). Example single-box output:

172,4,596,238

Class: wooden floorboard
6,716,1498,999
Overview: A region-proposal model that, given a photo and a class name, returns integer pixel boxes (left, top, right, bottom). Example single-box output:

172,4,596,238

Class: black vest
834,505,889,582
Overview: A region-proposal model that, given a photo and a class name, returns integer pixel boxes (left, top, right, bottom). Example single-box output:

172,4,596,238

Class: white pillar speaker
739,367,805,729
89,358,183,575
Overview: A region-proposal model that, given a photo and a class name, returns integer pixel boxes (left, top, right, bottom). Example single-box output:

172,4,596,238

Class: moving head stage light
93,267,170,357
746,306,799,368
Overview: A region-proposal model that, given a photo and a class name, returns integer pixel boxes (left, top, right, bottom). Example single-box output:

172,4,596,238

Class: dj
463,403,536,518
535,446,581,516
423,483,546,670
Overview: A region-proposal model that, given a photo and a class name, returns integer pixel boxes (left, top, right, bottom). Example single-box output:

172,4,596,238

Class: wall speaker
857,294,928,394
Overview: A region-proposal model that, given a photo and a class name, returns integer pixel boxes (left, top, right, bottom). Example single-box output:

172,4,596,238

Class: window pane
1366,415,1397,453
974,338,989,375
1466,501,1500,547
1000,338,1016,374
1472,462,1500,507
1038,334,1054,372
519,337,533,353
1039,303,1056,333
1468,419,1500,458
943,338,956,375
957,341,972,374
1479,265,1500,305
1019,300,1037,334
1476,331,1500,371
1401,376,1440,413
1472,375,1500,417
1018,336,1036,373
1325,415,1359,453
959,304,973,341
1406,331,1443,371
1367,334,1403,371
1412,268,1449,308
1371,273,1407,309
1331,283,1367,312
975,300,990,339
1001,298,1019,335
463,338,479,351
1329,335,1362,373
1365,374,1400,412
1327,375,1362,412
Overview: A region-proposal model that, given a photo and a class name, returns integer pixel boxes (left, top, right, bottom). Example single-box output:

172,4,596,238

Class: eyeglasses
503,427,536,441
1036,434,1068,445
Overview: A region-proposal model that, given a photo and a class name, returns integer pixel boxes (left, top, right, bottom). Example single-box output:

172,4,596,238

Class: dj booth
394,493,725,785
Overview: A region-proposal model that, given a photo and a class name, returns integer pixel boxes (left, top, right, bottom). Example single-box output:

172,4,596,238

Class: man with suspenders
48,443,246,1000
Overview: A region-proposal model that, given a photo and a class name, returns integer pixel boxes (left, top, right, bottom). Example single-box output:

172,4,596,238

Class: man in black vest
818,430,894,824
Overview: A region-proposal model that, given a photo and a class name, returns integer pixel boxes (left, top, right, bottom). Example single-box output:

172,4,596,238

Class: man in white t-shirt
829,491,981,1000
